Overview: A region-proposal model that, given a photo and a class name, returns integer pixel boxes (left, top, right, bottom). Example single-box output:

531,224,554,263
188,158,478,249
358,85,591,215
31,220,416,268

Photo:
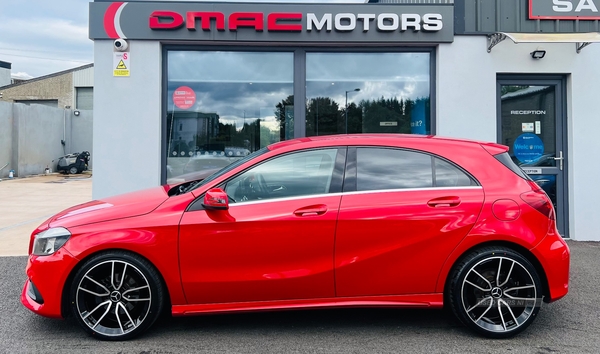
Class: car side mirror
203,188,229,210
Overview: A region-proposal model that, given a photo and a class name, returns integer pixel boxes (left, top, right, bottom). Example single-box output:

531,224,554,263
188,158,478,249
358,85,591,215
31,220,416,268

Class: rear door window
356,148,476,192
356,148,432,191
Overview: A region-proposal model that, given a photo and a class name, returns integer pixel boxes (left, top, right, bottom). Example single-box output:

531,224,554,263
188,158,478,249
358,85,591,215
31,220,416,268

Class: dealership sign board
89,2,454,43
530,0,600,19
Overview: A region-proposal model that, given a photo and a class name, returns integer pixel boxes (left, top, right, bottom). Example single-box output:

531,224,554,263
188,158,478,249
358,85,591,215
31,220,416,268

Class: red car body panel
530,229,570,301
47,187,170,229
179,195,341,304
20,134,569,323
21,247,79,318
59,193,197,307
335,187,484,297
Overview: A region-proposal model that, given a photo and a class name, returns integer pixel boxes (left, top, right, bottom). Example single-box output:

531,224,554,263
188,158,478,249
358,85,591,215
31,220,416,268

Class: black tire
447,246,543,338
69,251,164,340
68,165,79,175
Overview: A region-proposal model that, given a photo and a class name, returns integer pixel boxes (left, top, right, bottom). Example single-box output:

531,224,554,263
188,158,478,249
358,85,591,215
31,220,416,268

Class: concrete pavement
0,173,92,256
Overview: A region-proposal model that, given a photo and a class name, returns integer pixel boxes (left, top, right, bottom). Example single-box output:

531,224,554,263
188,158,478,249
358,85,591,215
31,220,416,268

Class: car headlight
32,227,71,256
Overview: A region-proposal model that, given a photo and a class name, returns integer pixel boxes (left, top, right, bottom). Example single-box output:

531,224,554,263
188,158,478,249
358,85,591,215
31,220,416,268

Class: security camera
113,38,129,52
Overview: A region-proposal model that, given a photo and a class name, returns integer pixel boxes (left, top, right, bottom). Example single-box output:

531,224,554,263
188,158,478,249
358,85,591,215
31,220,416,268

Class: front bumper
532,234,570,302
21,248,79,318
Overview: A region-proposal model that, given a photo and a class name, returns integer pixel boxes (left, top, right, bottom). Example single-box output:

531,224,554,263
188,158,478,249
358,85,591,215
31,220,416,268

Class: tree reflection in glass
306,52,431,136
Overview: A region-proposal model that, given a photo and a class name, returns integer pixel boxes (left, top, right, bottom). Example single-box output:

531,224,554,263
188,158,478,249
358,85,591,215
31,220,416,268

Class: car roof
267,134,508,154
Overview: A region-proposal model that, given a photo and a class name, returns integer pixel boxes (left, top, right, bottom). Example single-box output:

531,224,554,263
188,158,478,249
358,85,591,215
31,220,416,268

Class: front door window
224,149,339,203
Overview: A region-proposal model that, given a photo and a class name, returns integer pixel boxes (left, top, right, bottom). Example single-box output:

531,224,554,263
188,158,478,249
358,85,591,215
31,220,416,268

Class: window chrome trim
343,186,482,197
228,186,483,207
228,193,344,207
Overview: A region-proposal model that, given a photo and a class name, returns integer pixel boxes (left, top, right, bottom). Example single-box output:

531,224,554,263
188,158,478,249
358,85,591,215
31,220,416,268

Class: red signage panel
173,86,196,110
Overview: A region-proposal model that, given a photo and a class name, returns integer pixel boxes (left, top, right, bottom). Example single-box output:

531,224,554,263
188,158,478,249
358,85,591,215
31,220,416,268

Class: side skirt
172,293,443,316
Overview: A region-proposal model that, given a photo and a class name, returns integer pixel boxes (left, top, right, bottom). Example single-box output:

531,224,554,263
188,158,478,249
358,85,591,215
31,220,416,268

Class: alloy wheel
460,256,539,334
75,260,152,337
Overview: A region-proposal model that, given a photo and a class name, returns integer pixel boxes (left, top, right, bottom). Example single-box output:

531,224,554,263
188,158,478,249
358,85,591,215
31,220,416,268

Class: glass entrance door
497,77,568,237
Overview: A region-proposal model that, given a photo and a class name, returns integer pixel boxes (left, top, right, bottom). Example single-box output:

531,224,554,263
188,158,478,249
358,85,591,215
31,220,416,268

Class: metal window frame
496,74,569,238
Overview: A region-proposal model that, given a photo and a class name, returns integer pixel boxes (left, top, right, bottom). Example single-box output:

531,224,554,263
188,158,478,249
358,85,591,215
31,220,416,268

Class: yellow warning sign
113,70,130,77
113,52,130,77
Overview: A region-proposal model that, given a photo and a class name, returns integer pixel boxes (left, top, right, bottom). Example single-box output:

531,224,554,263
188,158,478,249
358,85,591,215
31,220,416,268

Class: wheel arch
60,248,172,318
441,241,550,305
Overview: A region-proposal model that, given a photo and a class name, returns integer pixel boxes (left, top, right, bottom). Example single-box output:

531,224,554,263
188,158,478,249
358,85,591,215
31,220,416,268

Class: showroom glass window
166,51,293,179
306,52,430,136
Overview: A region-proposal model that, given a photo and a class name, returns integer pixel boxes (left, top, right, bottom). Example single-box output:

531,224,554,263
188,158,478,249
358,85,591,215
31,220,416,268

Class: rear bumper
532,234,570,302
21,248,79,318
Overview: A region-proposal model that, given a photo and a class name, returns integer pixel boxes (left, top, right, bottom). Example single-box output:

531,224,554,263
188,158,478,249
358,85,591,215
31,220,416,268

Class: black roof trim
0,60,11,69
0,63,93,90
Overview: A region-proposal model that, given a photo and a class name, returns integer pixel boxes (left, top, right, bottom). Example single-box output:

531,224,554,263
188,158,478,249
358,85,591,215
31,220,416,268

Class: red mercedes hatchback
21,134,569,340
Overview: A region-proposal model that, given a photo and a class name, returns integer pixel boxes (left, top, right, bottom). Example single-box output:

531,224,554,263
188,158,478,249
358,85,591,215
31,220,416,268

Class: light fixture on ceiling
530,47,546,59
74,110,81,116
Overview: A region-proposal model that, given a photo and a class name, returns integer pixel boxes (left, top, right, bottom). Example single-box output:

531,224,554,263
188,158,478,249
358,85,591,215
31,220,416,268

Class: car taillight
520,181,555,219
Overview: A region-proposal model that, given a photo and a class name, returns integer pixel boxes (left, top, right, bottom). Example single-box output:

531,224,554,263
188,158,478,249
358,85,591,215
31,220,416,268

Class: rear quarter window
494,152,531,180
434,158,478,187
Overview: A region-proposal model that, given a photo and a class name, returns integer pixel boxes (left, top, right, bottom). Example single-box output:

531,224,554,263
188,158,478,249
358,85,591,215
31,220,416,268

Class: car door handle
427,197,461,208
294,204,328,217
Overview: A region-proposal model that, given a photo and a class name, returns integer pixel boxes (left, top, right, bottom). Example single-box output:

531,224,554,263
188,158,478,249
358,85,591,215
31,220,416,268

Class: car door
335,147,484,297
179,148,344,304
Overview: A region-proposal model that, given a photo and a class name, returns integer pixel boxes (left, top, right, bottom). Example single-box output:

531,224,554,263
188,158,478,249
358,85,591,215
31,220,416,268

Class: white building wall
0,66,10,87
438,36,600,241
93,40,162,199
73,66,95,87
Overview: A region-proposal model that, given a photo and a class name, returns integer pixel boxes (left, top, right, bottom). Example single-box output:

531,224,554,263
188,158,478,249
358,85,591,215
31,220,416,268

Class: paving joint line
0,214,55,234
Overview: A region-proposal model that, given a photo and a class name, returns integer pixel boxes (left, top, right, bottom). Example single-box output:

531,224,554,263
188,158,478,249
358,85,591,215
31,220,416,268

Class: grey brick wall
0,72,74,108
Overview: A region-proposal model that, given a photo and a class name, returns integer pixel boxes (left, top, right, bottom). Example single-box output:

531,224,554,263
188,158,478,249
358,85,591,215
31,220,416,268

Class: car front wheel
448,247,543,338
69,251,164,340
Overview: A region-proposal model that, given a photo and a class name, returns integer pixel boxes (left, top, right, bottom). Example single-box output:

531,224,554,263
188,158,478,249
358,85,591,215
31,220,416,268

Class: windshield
187,147,269,192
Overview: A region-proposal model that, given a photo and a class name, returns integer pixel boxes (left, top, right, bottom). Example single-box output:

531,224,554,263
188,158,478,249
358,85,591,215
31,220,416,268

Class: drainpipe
62,106,69,155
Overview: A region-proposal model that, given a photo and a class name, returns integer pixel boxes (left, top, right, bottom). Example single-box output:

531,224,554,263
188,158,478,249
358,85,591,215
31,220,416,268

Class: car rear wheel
448,247,543,338
69,251,164,340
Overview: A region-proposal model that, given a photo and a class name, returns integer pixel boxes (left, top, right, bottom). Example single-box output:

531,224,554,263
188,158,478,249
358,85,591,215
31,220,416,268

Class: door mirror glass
203,189,229,210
